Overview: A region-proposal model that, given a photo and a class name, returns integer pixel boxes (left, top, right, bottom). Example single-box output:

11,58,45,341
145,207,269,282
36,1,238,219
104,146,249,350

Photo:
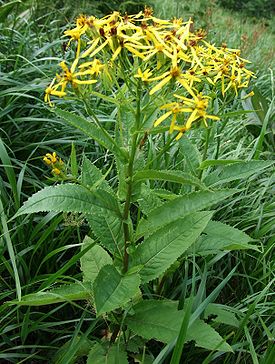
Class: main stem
198,127,211,180
122,82,141,273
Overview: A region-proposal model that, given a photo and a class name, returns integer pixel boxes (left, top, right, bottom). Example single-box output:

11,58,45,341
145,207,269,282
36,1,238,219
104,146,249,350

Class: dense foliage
0,0,274,363
218,0,275,19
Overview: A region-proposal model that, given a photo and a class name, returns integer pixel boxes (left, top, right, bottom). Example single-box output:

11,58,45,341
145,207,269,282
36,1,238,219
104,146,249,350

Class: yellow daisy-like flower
43,152,65,176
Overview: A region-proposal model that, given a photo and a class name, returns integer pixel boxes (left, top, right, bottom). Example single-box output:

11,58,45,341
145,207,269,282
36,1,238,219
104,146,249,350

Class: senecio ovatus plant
13,7,270,363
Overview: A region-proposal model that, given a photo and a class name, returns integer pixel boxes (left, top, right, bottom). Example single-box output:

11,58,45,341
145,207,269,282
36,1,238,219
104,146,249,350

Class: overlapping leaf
93,265,140,315
136,189,236,239
126,300,232,352
55,108,127,161
80,237,112,283
11,282,93,306
14,184,121,218
132,211,212,283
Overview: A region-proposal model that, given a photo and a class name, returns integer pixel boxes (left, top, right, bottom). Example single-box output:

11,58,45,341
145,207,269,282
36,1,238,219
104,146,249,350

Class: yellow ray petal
154,111,173,127
149,75,172,95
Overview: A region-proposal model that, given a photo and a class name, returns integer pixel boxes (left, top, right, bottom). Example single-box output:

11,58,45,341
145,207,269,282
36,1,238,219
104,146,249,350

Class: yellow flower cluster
45,7,254,137
43,152,64,175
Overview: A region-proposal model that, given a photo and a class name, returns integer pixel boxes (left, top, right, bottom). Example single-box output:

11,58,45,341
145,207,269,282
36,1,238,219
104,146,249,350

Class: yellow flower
43,152,65,176
44,79,66,107
134,68,153,82
174,92,220,131
52,168,61,175
44,152,57,164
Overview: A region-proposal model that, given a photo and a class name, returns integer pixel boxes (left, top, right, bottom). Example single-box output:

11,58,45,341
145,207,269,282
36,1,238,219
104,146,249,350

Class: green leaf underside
204,160,273,186
133,169,206,189
14,184,121,218
132,211,213,283
126,300,232,352
11,282,92,306
136,189,236,239
87,342,128,364
193,220,259,253
55,108,126,161
93,265,140,315
205,303,240,327
80,237,112,283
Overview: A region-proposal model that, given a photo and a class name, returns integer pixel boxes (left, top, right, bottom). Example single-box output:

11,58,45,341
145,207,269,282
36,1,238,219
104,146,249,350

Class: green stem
122,81,141,273
198,127,211,180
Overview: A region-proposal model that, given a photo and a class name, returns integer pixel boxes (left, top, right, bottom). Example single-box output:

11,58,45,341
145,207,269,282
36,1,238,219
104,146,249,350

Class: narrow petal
149,75,172,95
154,111,172,127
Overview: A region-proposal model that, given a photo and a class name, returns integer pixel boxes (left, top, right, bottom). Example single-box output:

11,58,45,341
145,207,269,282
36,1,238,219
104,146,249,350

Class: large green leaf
133,169,206,189
178,136,201,176
126,300,232,352
205,303,240,327
86,213,124,257
11,282,92,306
137,184,163,215
132,211,212,283
136,189,236,239
80,236,112,283
55,109,127,161
93,265,140,315
14,184,121,218
81,156,113,193
81,157,124,255
87,342,128,364
199,159,242,169
193,220,259,254
203,160,273,186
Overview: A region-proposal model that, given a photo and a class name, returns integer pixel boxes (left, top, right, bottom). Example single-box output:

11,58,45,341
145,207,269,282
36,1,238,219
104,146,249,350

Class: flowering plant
12,8,270,363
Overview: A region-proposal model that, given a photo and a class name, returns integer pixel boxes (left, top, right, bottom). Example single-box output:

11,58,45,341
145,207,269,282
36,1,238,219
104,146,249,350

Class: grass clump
0,1,274,363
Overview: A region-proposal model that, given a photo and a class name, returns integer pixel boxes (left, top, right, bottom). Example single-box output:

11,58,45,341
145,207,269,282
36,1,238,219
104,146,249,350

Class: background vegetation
0,0,274,363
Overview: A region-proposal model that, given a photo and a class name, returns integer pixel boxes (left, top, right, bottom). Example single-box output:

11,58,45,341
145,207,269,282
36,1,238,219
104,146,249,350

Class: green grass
0,0,274,363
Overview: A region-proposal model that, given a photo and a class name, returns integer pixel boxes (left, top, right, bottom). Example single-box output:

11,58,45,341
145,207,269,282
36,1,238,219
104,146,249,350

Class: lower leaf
10,282,93,306
93,265,140,316
125,300,233,352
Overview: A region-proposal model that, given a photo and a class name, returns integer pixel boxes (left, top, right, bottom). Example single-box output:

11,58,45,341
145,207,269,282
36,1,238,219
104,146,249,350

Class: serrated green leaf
133,169,206,189
205,304,240,327
178,136,202,176
80,236,112,283
80,157,124,255
199,159,242,169
81,156,113,193
193,220,259,254
203,160,273,186
115,154,127,200
87,342,128,364
86,212,124,257
14,184,121,218
55,108,126,161
132,211,212,283
93,265,140,315
187,319,233,352
126,300,232,352
137,184,163,215
10,282,92,306
136,189,236,239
